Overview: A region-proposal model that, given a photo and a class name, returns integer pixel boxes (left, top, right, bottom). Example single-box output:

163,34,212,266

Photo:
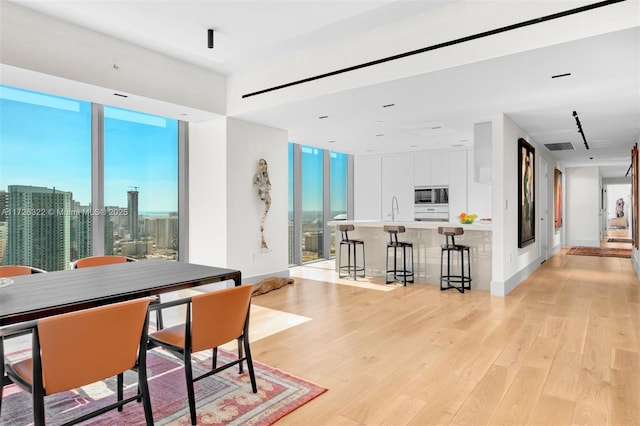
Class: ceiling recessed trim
241,0,625,99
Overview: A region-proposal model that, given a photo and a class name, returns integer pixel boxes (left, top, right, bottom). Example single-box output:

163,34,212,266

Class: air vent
545,142,575,151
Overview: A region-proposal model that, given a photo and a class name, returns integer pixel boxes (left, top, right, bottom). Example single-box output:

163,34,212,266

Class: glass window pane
0,85,91,271
301,145,323,262
104,106,178,260
288,143,294,265
330,151,348,257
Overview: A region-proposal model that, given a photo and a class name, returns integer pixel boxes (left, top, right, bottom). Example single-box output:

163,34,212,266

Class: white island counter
328,220,492,291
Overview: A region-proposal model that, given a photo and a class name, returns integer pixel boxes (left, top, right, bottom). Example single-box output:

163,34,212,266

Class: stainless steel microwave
414,186,449,205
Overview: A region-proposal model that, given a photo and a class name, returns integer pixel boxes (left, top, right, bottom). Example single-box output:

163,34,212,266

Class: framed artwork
518,138,535,247
554,168,562,229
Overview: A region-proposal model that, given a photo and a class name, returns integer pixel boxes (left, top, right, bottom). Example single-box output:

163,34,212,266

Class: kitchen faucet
391,196,399,221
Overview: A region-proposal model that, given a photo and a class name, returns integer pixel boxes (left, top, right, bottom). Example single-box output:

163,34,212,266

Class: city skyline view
0,85,178,213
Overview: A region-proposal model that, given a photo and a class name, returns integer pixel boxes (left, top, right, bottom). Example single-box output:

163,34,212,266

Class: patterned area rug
567,246,632,258
1,348,326,425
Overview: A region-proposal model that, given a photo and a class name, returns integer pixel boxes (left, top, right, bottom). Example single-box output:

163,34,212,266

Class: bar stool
384,225,414,286
438,226,472,293
338,224,365,280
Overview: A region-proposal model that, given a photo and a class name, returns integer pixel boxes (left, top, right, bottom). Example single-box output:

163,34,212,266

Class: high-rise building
0,190,8,222
70,202,92,261
127,189,139,241
6,185,72,271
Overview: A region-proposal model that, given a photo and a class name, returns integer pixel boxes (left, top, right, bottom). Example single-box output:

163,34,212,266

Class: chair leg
237,337,244,373
33,387,45,426
212,347,218,370
184,355,197,426
137,363,154,425
243,337,258,393
117,373,124,411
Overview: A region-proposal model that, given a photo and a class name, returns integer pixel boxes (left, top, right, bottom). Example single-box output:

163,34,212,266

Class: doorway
604,183,632,246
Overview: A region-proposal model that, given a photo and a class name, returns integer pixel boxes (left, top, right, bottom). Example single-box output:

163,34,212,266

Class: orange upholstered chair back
190,285,252,353
0,265,33,277
74,255,129,269
37,298,151,394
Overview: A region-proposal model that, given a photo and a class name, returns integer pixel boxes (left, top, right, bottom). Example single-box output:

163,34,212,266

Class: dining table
0,259,241,327
0,259,242,391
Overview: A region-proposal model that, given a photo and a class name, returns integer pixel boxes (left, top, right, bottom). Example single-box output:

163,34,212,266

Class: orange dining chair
148,284,257,425
0,298,154,426
0,265,46,277
72,255,134,269
72,255,164,328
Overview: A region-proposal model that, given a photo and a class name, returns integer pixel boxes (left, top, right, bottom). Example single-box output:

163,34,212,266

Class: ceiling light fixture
572,110,590,150
376,134,384,137
113,93,128,98
328,140,336,144
318,115,329,119
551,72,572,79
382,103,395,108
208,29,214,49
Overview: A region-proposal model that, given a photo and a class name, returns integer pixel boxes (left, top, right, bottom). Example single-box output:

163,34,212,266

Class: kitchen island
329,220,492,291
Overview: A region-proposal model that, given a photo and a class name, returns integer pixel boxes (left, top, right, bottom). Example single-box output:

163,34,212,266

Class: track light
207,29,214,49
572,110,590,150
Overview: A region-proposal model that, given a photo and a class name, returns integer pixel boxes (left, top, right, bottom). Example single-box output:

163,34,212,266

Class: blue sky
0,85,178,212
289,144,347,213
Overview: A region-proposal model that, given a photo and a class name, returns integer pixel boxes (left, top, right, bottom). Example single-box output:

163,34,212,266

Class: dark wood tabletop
0,260,241,326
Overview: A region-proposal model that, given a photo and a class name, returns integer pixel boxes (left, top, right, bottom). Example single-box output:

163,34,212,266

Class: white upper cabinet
448,150,467,219
414,152,449,186
354,157,382,220
381,155,414,222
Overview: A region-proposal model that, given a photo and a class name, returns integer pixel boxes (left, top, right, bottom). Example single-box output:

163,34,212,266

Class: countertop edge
328,220,493,232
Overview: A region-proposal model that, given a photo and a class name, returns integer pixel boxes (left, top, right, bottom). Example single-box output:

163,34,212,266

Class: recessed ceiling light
382,103,395,108
431,126,442,130
551,72,572,79
409,145,418,148
375,121,382,125
328,140,336,144
113,93,128,98
318,115,329,119
366,149,374,152
376,134,384,137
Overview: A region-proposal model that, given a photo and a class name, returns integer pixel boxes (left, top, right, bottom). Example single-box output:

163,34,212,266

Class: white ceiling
7,0,640,178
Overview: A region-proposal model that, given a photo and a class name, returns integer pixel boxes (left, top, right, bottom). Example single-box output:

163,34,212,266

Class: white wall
491,114,560,296
565,166,601,247
226,118,289,280
189,117,289,281
189,118,228,267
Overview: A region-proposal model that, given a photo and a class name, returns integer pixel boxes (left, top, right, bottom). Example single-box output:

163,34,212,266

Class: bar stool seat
438,226,471,293
338,224,365,280
384,225,414,285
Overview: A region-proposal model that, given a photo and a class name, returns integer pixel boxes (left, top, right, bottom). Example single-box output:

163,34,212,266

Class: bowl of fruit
458,212,477,224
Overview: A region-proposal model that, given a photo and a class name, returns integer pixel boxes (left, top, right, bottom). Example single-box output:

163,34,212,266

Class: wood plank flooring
252,248,640,425
3,246,638,425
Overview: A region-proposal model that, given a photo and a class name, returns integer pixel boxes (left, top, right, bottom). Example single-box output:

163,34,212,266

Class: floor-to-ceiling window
104,106,179,260
330,152,348,257
289,143,351,264
0,86,91,271
0,84,182,270
301,145,324,261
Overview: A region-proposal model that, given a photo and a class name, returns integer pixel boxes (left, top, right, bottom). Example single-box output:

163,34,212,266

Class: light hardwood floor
3,247,638,425
250,248,640,426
